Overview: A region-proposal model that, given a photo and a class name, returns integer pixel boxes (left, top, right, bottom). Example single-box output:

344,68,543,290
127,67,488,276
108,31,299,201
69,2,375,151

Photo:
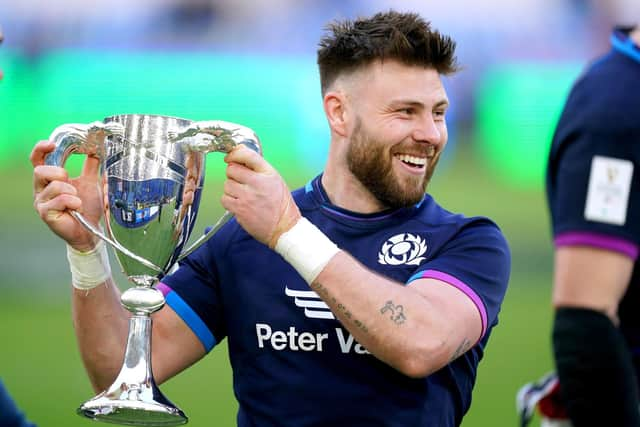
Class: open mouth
395,154,427,171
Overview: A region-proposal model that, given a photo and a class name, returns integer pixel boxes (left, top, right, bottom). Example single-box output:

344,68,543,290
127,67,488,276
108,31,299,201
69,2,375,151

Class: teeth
396,154,427,166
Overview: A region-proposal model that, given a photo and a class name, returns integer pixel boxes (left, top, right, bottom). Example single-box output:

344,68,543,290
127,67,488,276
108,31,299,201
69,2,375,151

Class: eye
433,110,446,120
398,108,415,116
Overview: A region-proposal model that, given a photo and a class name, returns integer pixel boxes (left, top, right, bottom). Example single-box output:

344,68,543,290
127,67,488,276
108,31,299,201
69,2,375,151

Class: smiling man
31,11,510,426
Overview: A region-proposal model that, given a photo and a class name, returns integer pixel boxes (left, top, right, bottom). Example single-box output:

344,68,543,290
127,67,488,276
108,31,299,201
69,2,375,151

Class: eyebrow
390,99,450,109
433,99,450,109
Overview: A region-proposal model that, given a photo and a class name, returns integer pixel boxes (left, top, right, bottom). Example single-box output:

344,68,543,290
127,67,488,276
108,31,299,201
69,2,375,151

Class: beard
346,117,441,209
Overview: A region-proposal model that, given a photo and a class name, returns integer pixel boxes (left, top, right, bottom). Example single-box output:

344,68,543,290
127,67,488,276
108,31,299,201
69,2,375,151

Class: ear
323,91,348,137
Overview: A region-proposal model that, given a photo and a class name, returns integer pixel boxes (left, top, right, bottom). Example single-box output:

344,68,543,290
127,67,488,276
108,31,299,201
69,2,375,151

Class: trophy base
78,396,188,426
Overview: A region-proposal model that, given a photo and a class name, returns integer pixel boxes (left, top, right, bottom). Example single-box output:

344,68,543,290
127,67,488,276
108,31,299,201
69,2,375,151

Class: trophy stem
78,285,188,426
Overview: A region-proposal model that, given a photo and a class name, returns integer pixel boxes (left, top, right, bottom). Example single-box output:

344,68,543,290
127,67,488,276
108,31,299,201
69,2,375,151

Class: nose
412,114,444,146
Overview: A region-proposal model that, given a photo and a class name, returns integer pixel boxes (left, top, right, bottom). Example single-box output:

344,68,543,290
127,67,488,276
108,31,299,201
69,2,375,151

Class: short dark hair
317,11,459,94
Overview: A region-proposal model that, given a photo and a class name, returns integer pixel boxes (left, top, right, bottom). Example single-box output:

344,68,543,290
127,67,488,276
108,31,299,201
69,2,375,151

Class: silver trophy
45,114,261,426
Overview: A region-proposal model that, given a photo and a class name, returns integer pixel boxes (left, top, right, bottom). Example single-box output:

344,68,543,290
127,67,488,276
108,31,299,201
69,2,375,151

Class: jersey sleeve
406,220,510,341
157,227,232,353
547,127,640,260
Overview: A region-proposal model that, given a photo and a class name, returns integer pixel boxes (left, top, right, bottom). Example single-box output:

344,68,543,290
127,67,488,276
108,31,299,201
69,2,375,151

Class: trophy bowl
45,114,261,426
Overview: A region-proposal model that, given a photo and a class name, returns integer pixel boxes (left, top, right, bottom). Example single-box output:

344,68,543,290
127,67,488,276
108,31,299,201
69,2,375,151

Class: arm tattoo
449,338,471,363
312,282,369,334
380,300,406,325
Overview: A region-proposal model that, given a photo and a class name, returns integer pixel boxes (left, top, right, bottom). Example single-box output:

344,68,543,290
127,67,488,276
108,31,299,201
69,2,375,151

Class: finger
33,165,69,194
224,145,271,174
225,161,253,183
220,194,239,213
223,179,244,199
29,140,56,167
36,180,78,204
81,155,101,178
35,194,82,221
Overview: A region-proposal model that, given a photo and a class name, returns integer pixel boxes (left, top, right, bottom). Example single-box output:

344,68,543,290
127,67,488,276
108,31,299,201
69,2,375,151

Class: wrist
274,217,340,284
66,239,112,290
70,241,98,253
267,198,302,250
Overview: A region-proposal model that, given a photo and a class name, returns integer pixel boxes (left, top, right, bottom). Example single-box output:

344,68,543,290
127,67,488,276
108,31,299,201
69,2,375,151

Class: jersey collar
303,174,426,227
611,27,640,64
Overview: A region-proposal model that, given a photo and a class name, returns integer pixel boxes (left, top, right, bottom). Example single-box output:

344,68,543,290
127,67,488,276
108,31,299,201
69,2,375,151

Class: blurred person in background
0,380,36,427
30,11,510,426
518,25,640,427
0,24,3,80
0,25,36,427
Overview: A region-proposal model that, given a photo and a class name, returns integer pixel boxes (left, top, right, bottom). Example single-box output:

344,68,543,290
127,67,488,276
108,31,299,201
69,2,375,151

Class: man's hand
31,140,103,252
222,145,301,248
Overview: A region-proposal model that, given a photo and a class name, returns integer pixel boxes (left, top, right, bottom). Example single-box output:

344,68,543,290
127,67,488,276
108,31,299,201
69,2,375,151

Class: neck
631,27,640,46
321,167,388,214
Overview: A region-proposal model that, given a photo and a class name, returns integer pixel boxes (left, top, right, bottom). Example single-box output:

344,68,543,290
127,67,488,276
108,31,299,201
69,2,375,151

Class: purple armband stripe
407,270,488,340
156,282,216,352
555,232,639,260
156,282,172,297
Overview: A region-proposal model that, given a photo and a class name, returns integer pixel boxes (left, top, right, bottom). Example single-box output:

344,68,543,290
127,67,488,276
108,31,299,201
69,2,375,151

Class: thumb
81,155,101,179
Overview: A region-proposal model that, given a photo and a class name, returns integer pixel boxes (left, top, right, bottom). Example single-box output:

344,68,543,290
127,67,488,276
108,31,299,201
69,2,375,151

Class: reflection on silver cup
45,114,261,426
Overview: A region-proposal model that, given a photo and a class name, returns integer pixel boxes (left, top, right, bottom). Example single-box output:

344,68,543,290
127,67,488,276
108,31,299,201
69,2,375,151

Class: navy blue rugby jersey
160,174,510,427
547,27,640,258
546,27,640,374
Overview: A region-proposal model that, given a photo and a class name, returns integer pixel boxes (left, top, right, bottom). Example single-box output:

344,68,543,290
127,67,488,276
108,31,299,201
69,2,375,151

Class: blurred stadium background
1,0,638,425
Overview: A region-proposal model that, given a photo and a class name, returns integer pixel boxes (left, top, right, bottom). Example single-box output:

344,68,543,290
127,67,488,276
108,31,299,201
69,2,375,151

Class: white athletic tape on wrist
66,240,111,290
275,217,340,284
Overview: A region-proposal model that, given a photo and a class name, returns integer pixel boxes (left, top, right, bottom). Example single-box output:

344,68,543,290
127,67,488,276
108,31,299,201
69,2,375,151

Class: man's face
344,60,449,208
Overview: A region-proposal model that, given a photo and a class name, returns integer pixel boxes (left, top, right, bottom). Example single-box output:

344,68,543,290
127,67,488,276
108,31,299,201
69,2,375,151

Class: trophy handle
167,120,262,156
44,122,164,274
169,121,262,262
45,121,124,167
